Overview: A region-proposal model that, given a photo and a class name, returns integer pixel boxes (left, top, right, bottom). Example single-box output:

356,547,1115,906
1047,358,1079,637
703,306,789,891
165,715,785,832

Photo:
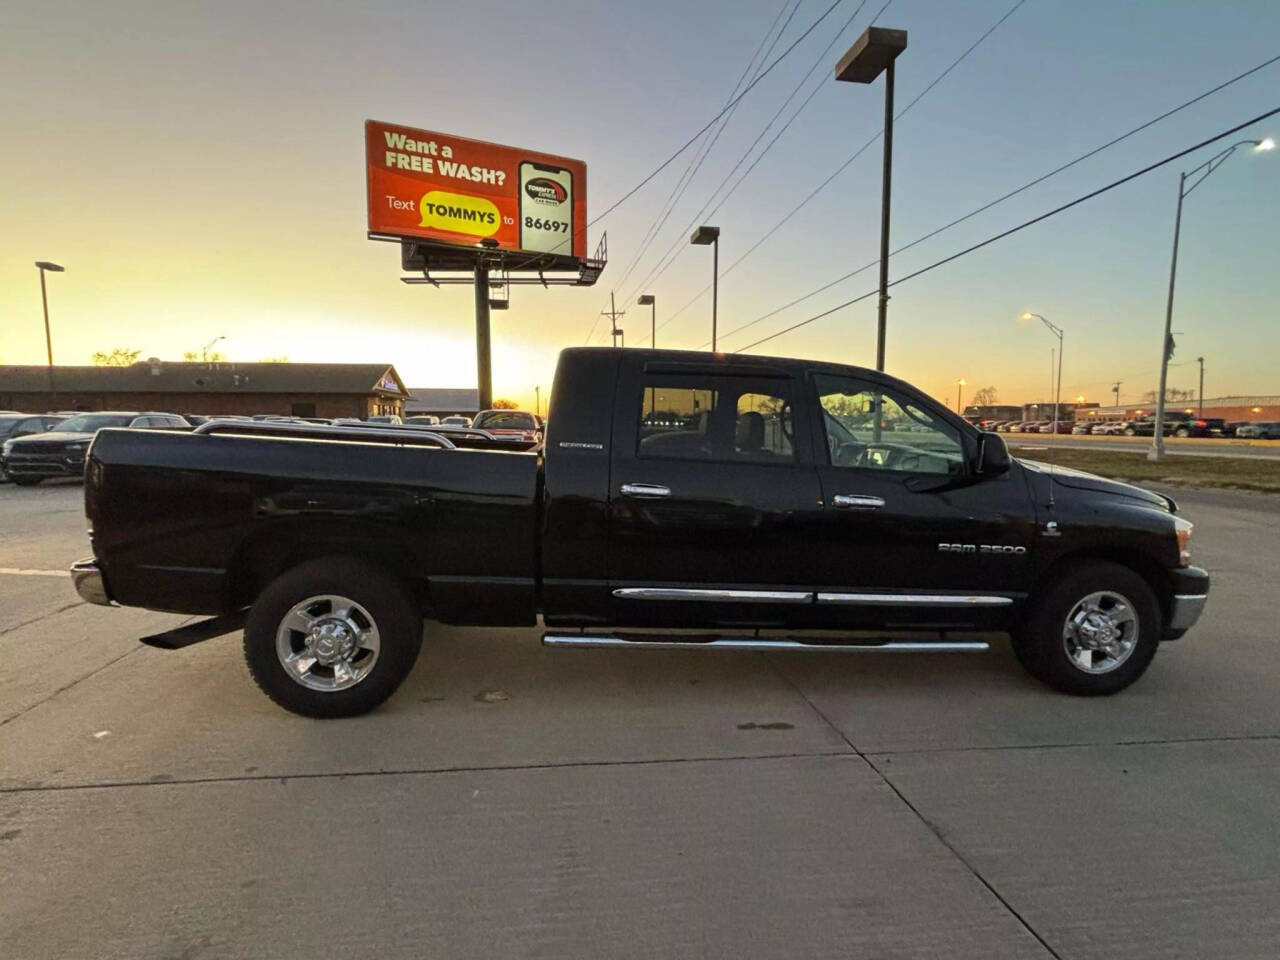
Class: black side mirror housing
977,431,1011,476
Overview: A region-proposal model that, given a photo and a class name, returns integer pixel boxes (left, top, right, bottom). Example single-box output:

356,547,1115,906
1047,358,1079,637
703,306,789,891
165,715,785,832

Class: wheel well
1029,548,1173,623
224,524,431,614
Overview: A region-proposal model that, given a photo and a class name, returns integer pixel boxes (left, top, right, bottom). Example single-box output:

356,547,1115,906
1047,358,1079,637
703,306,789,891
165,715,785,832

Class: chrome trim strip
816,593,1014,607
69,560,114,607
832,494,885,510
1168,593,1208,632
544,635,989,653
619,483,671,499
612,587,813,603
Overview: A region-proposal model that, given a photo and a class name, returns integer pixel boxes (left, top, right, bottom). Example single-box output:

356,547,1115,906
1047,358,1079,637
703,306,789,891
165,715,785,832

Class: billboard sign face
366,120,588,261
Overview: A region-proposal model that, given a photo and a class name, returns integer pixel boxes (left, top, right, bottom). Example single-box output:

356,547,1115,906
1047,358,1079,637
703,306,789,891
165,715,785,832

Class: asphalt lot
3,480,1279,959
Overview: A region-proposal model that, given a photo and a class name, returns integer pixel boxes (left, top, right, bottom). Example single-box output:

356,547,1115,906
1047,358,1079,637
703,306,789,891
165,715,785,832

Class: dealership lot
3,482,1279,959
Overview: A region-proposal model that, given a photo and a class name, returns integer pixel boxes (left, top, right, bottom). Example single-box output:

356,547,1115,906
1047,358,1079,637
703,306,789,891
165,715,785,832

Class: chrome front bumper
70,559,114,606
1168,593,1208,631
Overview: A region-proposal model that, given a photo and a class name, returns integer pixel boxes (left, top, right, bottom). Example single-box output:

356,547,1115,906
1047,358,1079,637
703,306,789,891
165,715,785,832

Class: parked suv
1,412,187,484
0,414,68,482
1237,421,1280,439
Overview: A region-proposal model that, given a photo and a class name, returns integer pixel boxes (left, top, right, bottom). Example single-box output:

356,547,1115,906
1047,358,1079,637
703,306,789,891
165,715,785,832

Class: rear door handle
832,494,885,510
620,483,671,499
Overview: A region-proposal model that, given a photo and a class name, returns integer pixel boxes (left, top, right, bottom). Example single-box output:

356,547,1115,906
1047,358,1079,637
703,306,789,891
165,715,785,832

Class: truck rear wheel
1013,561,1161,695
243,557,422,717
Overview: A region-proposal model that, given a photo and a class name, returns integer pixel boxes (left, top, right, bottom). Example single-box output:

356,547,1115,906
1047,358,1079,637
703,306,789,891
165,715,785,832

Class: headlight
1173,516,1193,566
1,439,13,456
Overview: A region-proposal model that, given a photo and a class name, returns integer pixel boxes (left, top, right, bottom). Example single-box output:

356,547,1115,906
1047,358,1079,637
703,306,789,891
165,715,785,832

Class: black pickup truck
72,348,1209,716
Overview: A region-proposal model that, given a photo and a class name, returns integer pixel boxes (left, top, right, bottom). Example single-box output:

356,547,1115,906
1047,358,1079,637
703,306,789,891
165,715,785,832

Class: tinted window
474,411,536,429
54,414,135,432
815,374,964,476
638,379,795,465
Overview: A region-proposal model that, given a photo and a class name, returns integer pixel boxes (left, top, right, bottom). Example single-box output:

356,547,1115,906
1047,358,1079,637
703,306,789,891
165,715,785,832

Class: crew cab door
607,359,824,628
806,372,1035,629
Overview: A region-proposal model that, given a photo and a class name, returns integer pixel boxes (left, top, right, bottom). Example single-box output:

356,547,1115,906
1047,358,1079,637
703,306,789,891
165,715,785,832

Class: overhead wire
660,0,1028,335
709,50,1280,348
731,105,1280,353
621,0,883,309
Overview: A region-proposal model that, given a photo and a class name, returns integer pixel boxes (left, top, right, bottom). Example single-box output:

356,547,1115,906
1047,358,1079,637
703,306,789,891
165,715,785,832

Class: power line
584,0,797,345
711,50,1280,348
622,0,882,308
733,105,1280,352
660,0,1028,336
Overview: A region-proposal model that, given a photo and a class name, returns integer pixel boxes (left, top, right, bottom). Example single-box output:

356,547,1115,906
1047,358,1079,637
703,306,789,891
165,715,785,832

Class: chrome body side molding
612,587,813,603
816,593,1013,607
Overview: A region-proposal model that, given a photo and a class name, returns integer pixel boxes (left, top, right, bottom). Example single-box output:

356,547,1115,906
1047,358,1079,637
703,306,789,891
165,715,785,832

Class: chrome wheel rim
1062,590,1138,674
275,594,380,691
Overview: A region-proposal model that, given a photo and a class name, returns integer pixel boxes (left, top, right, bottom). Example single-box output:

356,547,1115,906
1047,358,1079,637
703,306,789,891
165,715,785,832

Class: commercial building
404,387,480,419
0,360,408,419
1075,396,1280,423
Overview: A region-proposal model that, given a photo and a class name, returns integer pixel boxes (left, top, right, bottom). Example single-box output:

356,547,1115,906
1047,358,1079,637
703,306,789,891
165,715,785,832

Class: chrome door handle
832,494,885,510
620,483,671,499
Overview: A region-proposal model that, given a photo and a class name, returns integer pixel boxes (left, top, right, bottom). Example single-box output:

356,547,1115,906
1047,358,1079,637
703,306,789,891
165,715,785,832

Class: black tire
1174,427,1190,438
12,476,41,486
243,557,423,718
1012,561,1161,696
1123,427,1136,436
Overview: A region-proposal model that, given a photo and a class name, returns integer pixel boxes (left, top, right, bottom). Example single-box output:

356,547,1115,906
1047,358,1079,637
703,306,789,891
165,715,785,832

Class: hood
1017,458,1175,512
6,431,95,447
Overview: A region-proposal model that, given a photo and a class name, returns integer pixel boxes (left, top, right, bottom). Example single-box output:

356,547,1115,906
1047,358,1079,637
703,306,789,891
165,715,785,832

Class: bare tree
183,350,227,362
970,385,999,407
91,347,142,366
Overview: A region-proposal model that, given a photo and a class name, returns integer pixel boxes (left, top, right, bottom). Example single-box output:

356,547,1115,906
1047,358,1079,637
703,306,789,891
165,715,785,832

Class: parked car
438,415,472,426
405,415,440,426
1236,421,1280,439
183,415,253,425
470,409,542,443
367,414,403,425
1037,421,1073,434
0,414,68,482
1,412,187,485
1072,422,1094,435
71,347,1208,716
1168,417,1225,438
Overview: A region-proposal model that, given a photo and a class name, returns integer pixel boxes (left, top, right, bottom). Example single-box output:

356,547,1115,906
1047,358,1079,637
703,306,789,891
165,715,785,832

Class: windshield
473,411,536,429
0,418,28,439
54,414,135,433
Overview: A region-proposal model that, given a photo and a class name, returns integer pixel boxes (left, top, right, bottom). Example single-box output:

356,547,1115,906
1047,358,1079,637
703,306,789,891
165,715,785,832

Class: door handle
832,494,885,510
620,482,671,499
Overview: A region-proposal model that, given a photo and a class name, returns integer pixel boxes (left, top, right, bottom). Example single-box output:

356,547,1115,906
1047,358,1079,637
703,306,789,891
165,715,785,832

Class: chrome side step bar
542,634,988,653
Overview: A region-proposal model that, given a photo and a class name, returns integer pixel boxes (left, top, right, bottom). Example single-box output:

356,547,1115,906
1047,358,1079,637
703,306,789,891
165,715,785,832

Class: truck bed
85,427,541,624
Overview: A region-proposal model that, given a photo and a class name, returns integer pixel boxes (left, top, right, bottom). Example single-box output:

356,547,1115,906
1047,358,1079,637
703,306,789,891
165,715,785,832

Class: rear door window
637,378,796,465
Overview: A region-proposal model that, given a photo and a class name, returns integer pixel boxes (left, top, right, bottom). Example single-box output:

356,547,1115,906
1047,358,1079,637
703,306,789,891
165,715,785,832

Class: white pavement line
0,567,69,577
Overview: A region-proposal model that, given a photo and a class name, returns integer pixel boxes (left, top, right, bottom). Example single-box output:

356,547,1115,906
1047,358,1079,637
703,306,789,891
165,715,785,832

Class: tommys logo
524,177,568,204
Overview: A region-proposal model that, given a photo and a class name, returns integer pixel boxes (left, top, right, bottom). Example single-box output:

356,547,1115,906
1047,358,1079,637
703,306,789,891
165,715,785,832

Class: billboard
366,120,588,261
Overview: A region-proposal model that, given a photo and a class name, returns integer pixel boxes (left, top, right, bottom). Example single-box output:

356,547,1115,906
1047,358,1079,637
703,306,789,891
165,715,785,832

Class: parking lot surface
3,481,1279,958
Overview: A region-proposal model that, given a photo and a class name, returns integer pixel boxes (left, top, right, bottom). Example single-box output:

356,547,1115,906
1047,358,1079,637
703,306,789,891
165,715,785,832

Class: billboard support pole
474,259,493,411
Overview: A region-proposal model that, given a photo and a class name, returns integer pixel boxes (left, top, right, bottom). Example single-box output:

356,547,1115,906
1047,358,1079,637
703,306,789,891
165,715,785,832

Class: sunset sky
2,0,1277,411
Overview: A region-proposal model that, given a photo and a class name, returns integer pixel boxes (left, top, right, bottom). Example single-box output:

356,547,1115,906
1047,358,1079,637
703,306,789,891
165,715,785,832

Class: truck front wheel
1013,561,1161,695
243,557,423,717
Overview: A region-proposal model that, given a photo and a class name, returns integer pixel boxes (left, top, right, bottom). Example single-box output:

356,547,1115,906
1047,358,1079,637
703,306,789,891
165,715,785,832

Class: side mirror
976,431,1011,476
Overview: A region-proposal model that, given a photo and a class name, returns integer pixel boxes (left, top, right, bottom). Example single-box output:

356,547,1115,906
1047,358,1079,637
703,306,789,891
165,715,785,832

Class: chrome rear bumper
70,559,114,606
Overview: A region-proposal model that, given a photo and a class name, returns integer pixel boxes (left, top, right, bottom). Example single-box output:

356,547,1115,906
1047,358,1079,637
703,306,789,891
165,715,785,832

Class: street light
836,26,907,372
1022,312,1064,436
1150,136,1273,460
34,261,64,392
637,294,656,348
956,378,966,414
689,226,720,350
200,335,226,362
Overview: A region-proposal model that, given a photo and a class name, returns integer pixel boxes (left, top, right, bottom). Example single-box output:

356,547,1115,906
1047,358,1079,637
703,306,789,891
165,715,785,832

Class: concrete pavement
2,482,1278,958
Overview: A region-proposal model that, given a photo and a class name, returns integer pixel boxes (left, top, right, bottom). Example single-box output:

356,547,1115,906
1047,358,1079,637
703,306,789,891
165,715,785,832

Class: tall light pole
34,261,64,393
1151,136,1273,460
956,378,966,415
836,26,907,372
200,335,226,362
637,294,656,348
689,226,719,350
1022,312,1063,436
535,385,541,419
1196,356,1205,417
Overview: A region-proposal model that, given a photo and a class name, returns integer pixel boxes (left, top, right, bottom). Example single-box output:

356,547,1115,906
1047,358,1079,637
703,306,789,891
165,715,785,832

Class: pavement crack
0,749,856,795
762,655,1064,960
0,645,142,728
863,732,1280,757
0,600,86,637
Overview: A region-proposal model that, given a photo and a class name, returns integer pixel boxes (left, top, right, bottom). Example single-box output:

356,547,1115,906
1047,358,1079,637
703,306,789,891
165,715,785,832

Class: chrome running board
542,634,988,653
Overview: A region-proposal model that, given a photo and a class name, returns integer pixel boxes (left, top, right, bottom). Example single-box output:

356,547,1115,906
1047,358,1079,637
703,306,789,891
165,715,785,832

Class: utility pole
1112,381,1122,409
601,291,626,348
535,385,541,419
1196,357,1204,417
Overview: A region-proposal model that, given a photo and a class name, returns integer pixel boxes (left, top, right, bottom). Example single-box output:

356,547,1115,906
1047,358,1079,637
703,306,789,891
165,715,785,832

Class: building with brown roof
0,360,409,419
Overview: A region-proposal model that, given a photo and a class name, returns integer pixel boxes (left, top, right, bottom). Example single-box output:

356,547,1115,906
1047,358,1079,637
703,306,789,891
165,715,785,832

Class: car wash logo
524,177,567,205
